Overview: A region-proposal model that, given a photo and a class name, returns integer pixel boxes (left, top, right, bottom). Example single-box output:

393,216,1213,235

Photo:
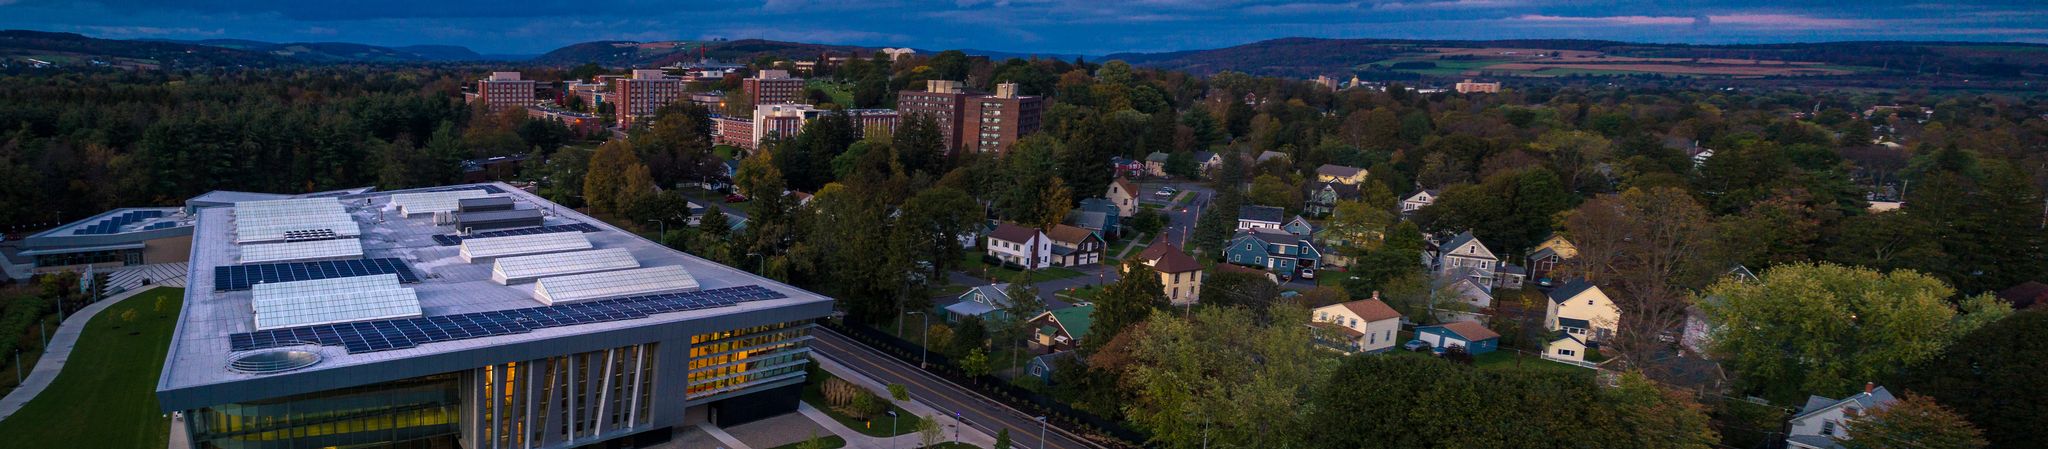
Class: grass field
957,251,1086,284
0,287,182,449
1475,351,1594,377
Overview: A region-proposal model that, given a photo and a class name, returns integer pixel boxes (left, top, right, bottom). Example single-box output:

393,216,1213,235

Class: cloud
74,25,224,37
1706,13,1864,29
1511,14,1695,26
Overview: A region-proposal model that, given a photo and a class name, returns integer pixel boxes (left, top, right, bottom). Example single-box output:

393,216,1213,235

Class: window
1557,349,1575,356
1822,421,1837,436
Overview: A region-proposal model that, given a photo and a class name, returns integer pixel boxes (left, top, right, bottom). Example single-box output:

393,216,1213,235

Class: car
1155,188,1177,197
1403,339,1431,352
724,194,749,203
1299,268,1316,280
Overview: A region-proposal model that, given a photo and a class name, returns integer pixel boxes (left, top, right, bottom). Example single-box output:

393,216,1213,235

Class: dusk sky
1,0,2044,56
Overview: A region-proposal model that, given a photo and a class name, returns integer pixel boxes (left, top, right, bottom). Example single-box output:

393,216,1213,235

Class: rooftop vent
228,349,322,374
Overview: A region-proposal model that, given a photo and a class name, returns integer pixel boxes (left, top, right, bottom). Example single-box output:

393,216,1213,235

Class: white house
986,222,1052,269
1401,189,1439,213
1436,277,1494,323
1435,231,1499,287
1237,205,1286,231
1107,178,1140,218
1543,279,1620,363
1785,384,1898,449
1309,298,1403,354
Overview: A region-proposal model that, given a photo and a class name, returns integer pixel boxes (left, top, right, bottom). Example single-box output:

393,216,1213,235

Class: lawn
801,369,926,438
0,287,182,449
714,144,743,160
1474,351,1594,377
766,435,846,449
957,251,1085,283
918,443,983,449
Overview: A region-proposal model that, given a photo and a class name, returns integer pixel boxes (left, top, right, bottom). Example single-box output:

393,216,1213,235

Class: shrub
822,377,861,407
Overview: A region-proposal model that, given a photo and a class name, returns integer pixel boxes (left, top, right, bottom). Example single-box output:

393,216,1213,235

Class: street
808,326,1101,449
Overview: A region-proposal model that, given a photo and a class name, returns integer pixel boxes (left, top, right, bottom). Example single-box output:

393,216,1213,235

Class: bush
0,294,53,369
847,390,885,419
889,383,909,401
822,377,861,407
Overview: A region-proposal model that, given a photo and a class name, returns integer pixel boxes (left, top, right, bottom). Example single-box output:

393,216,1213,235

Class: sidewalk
0,285,161,422
810,355,997,449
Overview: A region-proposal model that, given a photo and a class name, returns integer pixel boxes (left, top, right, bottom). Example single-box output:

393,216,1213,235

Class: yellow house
1132,237,1203,305
1314,164,1368,185
1309,298,1403,354
1543,279,1619,363
1528,234,1579,282
1107,178,1140,218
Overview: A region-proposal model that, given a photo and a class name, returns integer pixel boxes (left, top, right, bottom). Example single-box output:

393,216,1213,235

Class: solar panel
390,190,492,216
252,274,401,304
229,285,789,354
233,198,360,243
459,232,592,262
214,258,421,291
534,265,699,305
431,223,600,246
251,275,422,330
489,248,638,284
241,238,365,264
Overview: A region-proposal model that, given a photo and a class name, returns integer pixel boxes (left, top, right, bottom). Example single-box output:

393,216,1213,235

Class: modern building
615,69,683,128
966,83,1043,153
898,80,971,152
478,72,536,113
749,104,900,147
743,69,805,106
3,207,193,279
155,182,833,449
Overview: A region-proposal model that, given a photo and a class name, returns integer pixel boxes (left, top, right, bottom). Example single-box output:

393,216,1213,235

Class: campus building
750,103,901,147
155,182,833,449
615,69,683,128
2,207,193,279
476,72,536,113
742,69,804,106
897,80,1042,154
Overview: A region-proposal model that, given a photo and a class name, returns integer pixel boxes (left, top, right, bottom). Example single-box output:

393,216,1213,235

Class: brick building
743,69,805,106
965,83,1043,153
897,80,970,151
477,72,535,113
614,69,682,128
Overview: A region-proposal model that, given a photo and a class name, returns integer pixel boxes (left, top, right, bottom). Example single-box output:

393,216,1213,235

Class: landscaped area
766,435,847,449
957,251,1086,283
801,369,926,438
1474,350,1594,377
0,287,182,449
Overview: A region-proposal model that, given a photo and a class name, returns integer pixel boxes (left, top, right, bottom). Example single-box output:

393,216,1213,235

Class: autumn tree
1561,187,1720,374
1124,305,1327,449
1088,261,1167,352
1894,309,2048,449
1840,393,1988,449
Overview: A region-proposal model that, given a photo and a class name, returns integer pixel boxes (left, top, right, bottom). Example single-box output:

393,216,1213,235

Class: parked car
1299,268,1316,280
1403,340,1431,352
1155,186,1178,197
724,194,749,203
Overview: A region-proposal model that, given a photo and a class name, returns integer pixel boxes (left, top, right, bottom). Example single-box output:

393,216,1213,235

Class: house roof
1045,224,1098,245
1030,350,1077,367
1072,210,1113,232
1193,151,1217,162
1997,281,2048,309
1239,205,1285,223
1309,321,1365,338
1529,247,1561,261
1500,264,1527,275
989,222,1042,244
1548,278,1597,304
1137,237,1202,273
1405,189,1439,201
1316,164,1364,179
1112,178,1139,196
1338,299,1402,322
1078,197,1116,213
961,283,1016,308
1256,150,1288,163
1145,151,1170,162
1441,231,1488,258
1046,304,1095,341
1794,386,1898,421
1308,182,1361,200
1238,228,1305,246
1428,321,1500,341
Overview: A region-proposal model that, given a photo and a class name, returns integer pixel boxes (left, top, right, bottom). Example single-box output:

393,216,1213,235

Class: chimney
1864,382,1874,394
1371,291,1381,300
995,82,1020,99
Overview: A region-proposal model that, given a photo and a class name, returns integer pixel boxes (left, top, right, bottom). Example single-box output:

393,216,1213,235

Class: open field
1370,47,1860,78
0,288,182,449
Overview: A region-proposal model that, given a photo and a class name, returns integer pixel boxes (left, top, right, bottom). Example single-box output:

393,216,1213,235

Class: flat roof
24,207,189,240
158,182,832,397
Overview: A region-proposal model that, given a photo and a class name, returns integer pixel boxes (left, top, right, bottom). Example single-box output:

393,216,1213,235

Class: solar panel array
390,190,492,216
234,198,361,243
241,238,365,264
71,210,167,235
458,232,592,262
490,248,638,284
229,285,790,354
214,258,421,291
431,223,600,246
252,275,422,330
534,265,699,305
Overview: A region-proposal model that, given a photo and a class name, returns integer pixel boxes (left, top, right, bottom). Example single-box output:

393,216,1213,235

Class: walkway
0,285,161,422
695,423,755,449
108,262,187,291
807,355,997,449
809,328,1093,449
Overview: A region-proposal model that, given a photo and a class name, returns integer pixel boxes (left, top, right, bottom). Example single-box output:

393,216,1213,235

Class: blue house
1072,198,1122,241
938,283,1033,324
1414,321,1500,355
1026,351,1079,384
1224,228,1323,278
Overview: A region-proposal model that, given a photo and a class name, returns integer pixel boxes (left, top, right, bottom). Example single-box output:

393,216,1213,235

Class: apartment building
477,72,535,113
966,83,1044,153
743,69,805,106
615,69,683,128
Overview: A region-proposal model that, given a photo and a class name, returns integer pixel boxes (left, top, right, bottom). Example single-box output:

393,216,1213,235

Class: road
808,326,1101,449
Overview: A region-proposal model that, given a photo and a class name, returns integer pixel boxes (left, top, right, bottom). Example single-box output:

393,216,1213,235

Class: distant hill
531,38,877,67
1104,37,2048,81
156,38,489,62
0,30,284,69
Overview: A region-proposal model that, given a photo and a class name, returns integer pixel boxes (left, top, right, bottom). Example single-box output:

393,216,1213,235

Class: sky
1,0,2044,56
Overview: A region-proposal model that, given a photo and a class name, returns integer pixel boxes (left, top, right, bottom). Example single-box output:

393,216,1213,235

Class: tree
995,428,1012,449
1325,199,1392,253
949,315,989,358
1089,261,1166,352
1894,309,2048,449
893,113,947,176
894,186,981,288
1124,305,1326,449
1128,208,1169,236
584,139,652,214
917,414,944,448
1343,221,1424,295
961,348,992,378
1607,371,1718,449
1415,167,1572,259
1246,174,1300,212
1840,393,1988,449
1703,263,2011,402
1561,187,1718,374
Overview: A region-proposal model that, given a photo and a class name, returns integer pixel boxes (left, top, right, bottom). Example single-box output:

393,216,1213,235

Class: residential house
1110,156,1145,178
1439,277,1494,323
1071,198,1121,241
1225,228,1323,278
1785,385,1898,449
1314,164,1368,185
1544,279,1620,363
1107,178,1141,218
1025,304,1094,353
1237,205,1286,231
1434,231,1499,286
1193,151,1222,174
1134,237,1203,305
1045,224,1105,267
986,222,1052,269
1401,189,1439,213
1414,321,1500,355
1498,264,1527,289
1309,298,1403,354
1216,263,1279,284
940,283,1034,324
1144,151,1171,177
1026,351,1078,384
1526,234,1578,283
1255,150,1289,165
1282,215,1316,236
1303,182,1360,217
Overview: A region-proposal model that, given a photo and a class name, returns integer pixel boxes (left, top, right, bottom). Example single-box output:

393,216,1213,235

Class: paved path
809,352,995,449
695,423,755,449
1112,233,1148,260
0,285,161,422
809,326,1098,449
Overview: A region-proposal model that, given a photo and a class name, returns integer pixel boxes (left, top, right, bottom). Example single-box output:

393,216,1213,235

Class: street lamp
646,219,666,244
1036,416,1048,449
887,410,899,448
906,311,929,369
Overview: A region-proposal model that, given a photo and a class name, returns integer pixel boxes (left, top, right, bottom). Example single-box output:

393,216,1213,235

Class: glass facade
470,343,659,449
686,322,811,400
32,248,142,267
186,373,461,449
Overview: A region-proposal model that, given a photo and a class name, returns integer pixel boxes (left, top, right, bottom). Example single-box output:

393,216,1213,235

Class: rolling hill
0,30,286,69
531,39,876,67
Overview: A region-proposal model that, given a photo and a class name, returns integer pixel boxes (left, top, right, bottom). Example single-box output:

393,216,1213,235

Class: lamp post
887,410,899,449
1036,416,1048,449
906,311,929,369
646,219,666,245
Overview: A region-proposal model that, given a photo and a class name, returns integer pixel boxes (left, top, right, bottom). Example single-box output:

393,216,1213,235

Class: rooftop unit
249,274,422,330
240,238,365,264
390,190,492,216
532,265,699,305
458,232,593,263
455,209,544,231
457,197,514,212
490,248,638,284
